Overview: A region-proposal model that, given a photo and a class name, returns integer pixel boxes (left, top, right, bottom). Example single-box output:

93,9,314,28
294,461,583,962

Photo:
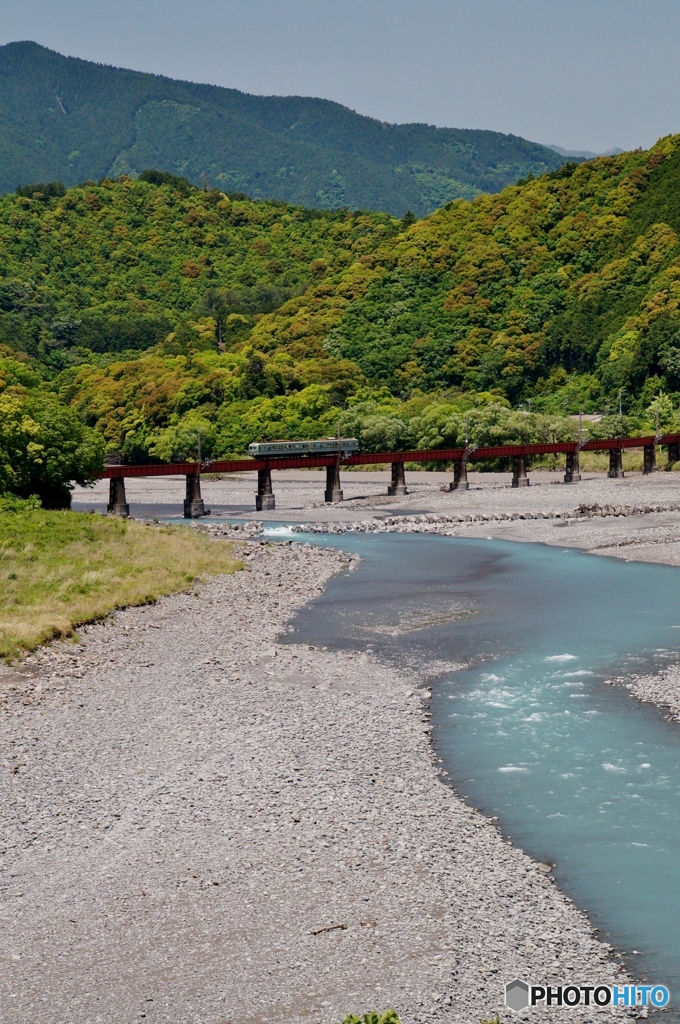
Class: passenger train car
248,437,359,458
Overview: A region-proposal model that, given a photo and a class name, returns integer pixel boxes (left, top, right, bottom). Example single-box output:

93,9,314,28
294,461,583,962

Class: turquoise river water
269,529,680,1009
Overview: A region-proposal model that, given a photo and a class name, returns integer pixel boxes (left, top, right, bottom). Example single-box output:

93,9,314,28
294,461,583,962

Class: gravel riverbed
0,537,625,1024
605,664,680,725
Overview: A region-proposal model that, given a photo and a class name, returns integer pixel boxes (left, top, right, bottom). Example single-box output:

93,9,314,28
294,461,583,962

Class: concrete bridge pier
665,442,680,470
451,458,469,490
608,448,624,478
184,473,207,518
107,476,130,517
387,460,408,496
564,451,581,483
325,461,343,503
512,454,529,487
256,468,275,511
643,444,657,474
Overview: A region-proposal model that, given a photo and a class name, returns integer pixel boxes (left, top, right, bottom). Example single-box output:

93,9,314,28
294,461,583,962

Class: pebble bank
0,537,627,1023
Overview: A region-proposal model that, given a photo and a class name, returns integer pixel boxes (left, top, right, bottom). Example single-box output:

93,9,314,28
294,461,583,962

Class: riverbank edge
212,533,628,1019
1,535,627,1023
267,507,680,739
605,666,680,724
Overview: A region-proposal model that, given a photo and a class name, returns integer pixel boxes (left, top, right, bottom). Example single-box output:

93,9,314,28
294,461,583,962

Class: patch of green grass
0,506,242,659
342,1013,400,1024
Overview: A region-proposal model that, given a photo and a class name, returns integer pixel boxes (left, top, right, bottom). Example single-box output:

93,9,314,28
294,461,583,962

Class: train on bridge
101,434,680,518
248,438,359,458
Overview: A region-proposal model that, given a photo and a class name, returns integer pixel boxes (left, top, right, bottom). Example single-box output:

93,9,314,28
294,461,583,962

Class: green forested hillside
3,136,680,481
248,135,680,414
0,171,397,359
0,174,403,465
0,41,566,216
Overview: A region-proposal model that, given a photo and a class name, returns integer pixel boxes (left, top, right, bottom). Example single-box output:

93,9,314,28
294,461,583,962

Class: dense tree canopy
0,359,104,506
3,138,680,483
248,135,680,415
0,176,397,364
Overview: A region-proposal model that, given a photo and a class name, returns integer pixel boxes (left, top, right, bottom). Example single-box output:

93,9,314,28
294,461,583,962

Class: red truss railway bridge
101,434,680,518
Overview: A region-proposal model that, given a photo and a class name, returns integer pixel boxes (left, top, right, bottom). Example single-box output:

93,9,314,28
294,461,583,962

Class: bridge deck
101,432,680,479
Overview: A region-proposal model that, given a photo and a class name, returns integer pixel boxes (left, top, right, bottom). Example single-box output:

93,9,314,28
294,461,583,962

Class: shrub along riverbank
0,498,241,660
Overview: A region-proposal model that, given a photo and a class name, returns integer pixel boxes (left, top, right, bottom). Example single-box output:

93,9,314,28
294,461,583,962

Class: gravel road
0,539,624,1024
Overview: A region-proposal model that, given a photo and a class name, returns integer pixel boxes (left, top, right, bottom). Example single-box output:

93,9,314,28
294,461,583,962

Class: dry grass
530,451,680,474
577,450,673,473
0,509,242,660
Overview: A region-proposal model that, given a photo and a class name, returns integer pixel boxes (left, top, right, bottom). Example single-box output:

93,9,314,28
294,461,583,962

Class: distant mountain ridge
547,143,625,160
0,41,569,215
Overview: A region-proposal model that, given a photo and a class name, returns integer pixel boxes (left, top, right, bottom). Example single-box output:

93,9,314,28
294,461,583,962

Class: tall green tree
0,388,104,507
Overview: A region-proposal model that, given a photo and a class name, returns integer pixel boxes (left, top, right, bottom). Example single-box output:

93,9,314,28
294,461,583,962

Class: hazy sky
1,0,678,153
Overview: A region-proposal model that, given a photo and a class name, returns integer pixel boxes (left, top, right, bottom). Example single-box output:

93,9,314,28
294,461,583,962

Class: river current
268,529,680,1006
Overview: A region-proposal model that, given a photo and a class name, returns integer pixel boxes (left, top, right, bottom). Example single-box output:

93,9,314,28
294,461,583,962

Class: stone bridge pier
665,442,680,470
107,476,129,517
256,468,275,511
564,451,581,483
512,454,529,487
387,460,407,497
325,461,343,503
643,444,657,474
608,448,624,478
452,457,469,490
184,473,207,518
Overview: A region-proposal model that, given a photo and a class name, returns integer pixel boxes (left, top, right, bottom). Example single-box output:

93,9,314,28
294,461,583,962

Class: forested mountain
0,41,567,216
0,172,398,358
3,136,680,470
288,136,680,409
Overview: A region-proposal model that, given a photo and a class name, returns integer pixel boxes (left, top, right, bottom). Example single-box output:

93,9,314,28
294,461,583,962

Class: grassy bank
0,505,241,660
529,451,680,473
